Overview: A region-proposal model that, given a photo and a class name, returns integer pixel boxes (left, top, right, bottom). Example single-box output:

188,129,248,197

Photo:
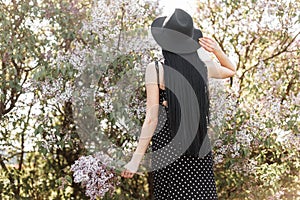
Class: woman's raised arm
199,37,236,79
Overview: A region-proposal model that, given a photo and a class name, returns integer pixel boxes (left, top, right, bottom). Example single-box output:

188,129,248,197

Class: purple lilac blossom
70,152,120,199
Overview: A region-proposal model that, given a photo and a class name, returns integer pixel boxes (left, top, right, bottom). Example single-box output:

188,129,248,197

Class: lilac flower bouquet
70,152,121,199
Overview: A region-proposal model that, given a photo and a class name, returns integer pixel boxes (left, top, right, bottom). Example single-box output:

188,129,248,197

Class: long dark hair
162,49,210,157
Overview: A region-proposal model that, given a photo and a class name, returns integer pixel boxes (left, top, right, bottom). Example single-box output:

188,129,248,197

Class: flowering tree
2,0,298,199
1,0,161,198
54,0,161,199
194,0,299,199
0,0,91,199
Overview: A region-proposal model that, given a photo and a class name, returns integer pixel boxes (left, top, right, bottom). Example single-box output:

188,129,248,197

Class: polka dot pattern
150,88,218,200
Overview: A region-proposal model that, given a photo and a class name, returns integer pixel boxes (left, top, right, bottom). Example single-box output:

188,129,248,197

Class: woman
121,8,236,199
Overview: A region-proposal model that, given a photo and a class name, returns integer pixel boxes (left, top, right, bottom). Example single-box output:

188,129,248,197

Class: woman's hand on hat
198,37,222,54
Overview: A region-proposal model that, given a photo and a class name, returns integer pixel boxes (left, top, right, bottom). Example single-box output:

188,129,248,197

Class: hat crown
164,9,194,37
150,8,201,54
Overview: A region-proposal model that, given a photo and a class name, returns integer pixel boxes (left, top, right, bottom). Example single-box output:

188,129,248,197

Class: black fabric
162,50,210,157
193,28,203,41
155,60,160,87
149,76,218,199
150,9,201,54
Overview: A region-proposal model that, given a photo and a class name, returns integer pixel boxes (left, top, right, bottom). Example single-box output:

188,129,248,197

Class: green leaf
65,175,73,184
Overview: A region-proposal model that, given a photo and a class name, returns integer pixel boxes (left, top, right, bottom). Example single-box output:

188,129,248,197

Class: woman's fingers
128,172,133,178
199,39,212,48
199,39,214,52
203,37,215,42
162,100,168,107
199,37,214,46
121,169,134,178
200,37,221,53
199,37,216,45
125,170,133,178
199,38,219,52
124,171,129,177
199,37,210,42
201,37,216,43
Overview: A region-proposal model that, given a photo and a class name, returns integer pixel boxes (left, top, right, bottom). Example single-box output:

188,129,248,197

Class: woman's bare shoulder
146,61,164,73
145,61,165,88
147,61,156,68
145,62,157,85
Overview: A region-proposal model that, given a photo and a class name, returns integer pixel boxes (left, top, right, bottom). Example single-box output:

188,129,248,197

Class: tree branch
281,74,298,104
117,5,125,50
262,32,300,63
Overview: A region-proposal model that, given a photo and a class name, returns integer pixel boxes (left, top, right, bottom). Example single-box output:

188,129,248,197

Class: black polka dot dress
150,87,219,200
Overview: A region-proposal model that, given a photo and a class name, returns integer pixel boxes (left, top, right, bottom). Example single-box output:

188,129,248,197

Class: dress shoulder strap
155,60,160,88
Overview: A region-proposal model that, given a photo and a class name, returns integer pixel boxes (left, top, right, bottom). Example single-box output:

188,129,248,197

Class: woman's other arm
127,62,159,164
121,62,159,178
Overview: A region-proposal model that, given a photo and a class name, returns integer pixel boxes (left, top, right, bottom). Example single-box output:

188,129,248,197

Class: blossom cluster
70,152,120,199
209,56,299,176
54,0,159,121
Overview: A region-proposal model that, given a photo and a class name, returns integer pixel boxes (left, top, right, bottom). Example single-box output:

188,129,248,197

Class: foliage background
0,0,299,199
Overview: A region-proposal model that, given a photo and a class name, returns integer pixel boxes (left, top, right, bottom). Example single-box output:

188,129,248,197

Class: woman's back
150,79,218,200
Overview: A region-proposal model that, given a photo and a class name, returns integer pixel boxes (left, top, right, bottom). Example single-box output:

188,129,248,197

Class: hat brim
151,17,201,54
193,28,203,41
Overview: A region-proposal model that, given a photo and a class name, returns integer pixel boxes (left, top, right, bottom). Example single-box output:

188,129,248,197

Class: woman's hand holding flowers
120,153,144,178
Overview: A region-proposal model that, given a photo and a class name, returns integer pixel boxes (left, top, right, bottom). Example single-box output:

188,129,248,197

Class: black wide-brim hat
151,9,203,54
